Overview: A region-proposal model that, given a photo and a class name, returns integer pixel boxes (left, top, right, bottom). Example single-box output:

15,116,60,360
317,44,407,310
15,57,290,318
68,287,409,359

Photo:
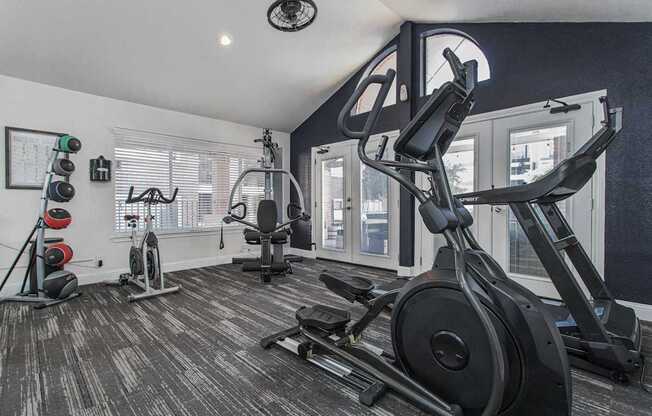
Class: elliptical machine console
262,48,573,415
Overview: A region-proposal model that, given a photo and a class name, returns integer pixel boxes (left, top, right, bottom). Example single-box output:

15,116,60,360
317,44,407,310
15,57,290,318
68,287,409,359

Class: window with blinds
113,128,267,233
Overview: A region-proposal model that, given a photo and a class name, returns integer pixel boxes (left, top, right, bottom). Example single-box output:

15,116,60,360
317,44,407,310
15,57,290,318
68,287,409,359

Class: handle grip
158,187,178,204
126,186,135,203
337,69,396,140
443,48,465,83
599,96,610,126
287,203,302,220
375,135,389,160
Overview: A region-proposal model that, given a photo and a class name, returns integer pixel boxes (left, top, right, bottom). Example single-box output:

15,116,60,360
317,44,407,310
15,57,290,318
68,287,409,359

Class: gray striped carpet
1,259,651,416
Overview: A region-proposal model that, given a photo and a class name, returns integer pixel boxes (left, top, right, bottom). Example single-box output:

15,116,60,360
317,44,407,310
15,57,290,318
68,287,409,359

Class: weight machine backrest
257,200,279,233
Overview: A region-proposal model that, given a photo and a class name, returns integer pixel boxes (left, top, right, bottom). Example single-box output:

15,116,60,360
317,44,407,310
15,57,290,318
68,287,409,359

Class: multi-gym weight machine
223,129,310,282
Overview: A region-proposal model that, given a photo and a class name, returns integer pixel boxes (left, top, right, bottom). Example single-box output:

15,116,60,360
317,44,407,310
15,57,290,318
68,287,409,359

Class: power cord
0,242,22,252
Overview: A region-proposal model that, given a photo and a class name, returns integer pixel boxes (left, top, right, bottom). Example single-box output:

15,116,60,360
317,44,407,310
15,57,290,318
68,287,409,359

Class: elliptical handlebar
337,70,396,140
126,186,178,205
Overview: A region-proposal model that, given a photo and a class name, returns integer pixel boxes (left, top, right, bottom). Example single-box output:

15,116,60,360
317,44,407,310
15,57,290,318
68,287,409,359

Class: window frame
111,128,272,238
352,45,398,116
420,29,489,96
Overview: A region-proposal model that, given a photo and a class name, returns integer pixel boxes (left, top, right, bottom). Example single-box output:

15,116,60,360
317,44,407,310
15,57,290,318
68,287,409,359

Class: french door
491,104,594,296
314,133,400,269
418,93,603,299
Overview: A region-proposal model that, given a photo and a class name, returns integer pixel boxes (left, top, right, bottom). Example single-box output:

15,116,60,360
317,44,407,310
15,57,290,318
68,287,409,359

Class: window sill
110,226,245,243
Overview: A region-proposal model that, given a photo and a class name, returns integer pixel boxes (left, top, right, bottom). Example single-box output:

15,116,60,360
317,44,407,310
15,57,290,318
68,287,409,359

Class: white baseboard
287,247,317,259
0,253,238,297
396,266,415,277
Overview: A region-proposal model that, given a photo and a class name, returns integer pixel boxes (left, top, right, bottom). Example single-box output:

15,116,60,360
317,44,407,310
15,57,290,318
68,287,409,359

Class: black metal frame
457,98,642,380
262,49,573,416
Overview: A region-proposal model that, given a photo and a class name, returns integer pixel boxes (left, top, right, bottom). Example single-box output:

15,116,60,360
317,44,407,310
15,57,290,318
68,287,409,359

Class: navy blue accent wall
291,23,652,304
289,36,400,252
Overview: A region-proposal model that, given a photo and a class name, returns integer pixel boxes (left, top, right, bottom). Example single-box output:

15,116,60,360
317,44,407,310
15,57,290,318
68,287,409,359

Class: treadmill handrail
458,102,622,205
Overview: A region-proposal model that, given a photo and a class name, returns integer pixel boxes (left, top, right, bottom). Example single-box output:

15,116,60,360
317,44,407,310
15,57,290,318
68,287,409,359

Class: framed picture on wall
5,127,68,189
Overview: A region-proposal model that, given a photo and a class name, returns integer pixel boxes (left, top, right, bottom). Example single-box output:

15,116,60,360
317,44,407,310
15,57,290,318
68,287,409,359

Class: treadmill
456,97,643,382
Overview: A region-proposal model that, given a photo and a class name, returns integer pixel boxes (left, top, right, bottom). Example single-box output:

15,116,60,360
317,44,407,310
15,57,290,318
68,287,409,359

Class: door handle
494,206,504,214
346,206,352,210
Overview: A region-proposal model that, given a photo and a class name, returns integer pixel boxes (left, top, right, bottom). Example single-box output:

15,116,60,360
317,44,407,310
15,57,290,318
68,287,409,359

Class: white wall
0,75,291,296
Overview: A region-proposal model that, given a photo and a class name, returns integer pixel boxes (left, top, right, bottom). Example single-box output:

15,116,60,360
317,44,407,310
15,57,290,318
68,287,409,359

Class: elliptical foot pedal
320,272,374,302
296,305,350,331
359,382,387,406
260,326,301,349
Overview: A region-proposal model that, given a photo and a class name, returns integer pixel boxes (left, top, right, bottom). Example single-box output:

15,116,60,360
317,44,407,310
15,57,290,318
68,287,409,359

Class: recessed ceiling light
219,34,232,47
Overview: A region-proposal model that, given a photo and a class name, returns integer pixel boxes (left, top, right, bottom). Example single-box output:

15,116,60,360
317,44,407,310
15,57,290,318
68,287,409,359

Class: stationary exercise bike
107,186,181,301
262,48,572,415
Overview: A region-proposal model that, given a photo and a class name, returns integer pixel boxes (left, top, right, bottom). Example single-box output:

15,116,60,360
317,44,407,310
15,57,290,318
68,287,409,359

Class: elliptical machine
106,186,181,301
456,98,643,382
223,130,310,283
262,49,572,415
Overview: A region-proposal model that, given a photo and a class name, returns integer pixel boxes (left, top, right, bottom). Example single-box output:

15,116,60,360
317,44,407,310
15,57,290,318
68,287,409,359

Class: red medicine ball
44,208,72,229
44,243,74,267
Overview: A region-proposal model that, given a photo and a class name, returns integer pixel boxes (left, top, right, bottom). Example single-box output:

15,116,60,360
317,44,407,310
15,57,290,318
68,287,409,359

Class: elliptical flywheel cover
391,272,523,414
48,181,75,202
44,208,72,229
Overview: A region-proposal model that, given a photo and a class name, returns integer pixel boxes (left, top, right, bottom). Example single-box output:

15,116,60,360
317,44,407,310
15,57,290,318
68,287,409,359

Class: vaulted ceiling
0,1,649,132
379,0,652,23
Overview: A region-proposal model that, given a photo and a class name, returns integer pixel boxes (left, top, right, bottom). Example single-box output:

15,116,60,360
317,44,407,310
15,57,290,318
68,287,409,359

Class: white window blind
114,128,267,233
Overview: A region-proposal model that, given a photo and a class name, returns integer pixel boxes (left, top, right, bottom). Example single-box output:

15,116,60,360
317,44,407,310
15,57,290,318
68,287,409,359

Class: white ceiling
0,1,649,133
0,1,400,132
379,0,652,23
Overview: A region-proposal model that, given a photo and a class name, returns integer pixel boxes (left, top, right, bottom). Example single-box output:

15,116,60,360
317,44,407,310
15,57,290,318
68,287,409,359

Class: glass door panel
315,144,352,263
418,120,492,274
321,157,346,251
508,125,569,277
359,162,389,256
351,133,399,269
314,134,399,268
491,102,594,299
444,137,476,218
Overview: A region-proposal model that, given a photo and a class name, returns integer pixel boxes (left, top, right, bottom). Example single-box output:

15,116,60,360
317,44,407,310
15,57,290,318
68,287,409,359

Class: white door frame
311,130,400,269
414,90,607,287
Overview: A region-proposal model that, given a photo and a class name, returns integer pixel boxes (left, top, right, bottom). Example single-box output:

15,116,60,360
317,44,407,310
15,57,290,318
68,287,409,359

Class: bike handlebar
126,186,178,205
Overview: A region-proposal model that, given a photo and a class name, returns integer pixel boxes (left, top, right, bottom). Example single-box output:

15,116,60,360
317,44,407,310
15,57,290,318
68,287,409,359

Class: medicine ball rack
0,135,83,309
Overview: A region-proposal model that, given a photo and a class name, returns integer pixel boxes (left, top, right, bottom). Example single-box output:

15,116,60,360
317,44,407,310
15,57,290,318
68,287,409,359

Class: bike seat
320,272,374,303
296,305,350,331
124,215,140,221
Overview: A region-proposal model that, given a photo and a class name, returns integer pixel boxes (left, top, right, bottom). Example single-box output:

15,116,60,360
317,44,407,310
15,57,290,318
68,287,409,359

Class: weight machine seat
296,305,350,331
243,229,288,245
124,215,140,221
320,273,374,297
